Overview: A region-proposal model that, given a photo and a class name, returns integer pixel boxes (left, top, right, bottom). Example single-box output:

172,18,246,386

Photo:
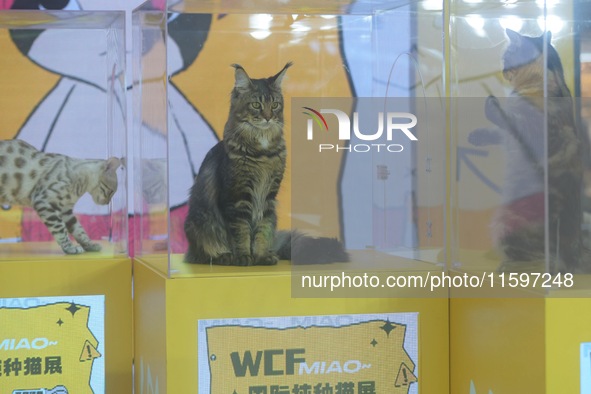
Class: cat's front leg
62,208,101,252
228,218,254,266
252,226,278,265
31,195,84,254
484,95,521,133
252,202,279,266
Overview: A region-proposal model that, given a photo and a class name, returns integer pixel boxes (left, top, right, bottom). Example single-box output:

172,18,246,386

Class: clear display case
0,10,127,259
132,0,445,282
449,0,591,277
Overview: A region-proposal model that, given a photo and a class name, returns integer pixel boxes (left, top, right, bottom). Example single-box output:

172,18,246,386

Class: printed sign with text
0,295,105,394
198,313,418,394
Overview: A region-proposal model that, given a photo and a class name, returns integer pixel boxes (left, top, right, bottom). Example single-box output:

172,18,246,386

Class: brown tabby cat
470,29,588,272
184,63,348,266
0,139,121,254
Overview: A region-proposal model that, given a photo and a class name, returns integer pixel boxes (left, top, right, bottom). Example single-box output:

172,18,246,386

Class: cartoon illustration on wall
0,0,127,249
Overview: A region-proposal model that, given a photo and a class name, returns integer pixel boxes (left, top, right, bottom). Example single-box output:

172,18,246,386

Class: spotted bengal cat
0,139,121,254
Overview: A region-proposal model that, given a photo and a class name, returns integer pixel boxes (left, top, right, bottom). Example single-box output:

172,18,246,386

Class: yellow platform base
0,256,133,394
451,290,591,394
134,258,450,393
140,249,442,277
0,240,124,260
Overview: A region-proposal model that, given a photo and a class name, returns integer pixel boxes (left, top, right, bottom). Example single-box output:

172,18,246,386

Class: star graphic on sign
380,320,397,337
66,302,81,317
370,338,378,347
56,319,64,326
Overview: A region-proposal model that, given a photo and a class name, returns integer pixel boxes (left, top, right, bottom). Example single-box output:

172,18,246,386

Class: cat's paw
468,128,501,146
82,242,102,252
233,254,254,266
214,253,253,266
62,244,85,255
254,252,279,266
212,253,234,265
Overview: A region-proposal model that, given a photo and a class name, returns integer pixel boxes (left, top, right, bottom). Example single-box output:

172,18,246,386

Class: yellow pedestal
134,258,450,393
0,256,133,394
451,286,591,394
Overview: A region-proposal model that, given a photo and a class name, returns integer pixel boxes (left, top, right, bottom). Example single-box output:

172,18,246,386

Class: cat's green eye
251,102,261,109
271,102,280,110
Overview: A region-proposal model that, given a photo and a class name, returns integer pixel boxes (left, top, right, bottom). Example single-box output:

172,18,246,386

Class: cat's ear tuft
271,61,293,88
105,157,122,172
505,28,521,42
232,64,252,90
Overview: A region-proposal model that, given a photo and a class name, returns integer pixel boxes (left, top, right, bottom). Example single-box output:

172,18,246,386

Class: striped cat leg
252,202,279,265
227,212,254,266
31,196,84,254
62,208,102,252
228,222,253,265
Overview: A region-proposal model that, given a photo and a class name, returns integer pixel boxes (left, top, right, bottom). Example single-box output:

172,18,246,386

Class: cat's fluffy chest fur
224,135,285,223
221,98,287,208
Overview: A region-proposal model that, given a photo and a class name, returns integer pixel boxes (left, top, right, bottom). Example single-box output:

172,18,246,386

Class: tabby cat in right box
184,63,348,266
470,29,590,273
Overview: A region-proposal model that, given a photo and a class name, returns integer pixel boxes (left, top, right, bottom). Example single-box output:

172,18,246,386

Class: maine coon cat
184,63,348,266
0,139,121,254
469,29,589,272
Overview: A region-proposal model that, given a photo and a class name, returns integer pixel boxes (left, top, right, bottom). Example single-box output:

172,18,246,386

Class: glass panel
0,10,127,259
450,0,591,294
133,0,445,285
133,9,169,273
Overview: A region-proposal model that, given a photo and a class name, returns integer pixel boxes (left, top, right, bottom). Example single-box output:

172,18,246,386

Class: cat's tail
273,230,349,264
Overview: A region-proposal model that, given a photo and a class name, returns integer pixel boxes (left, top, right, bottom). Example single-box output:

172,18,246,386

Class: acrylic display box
0,10,132,393
132,0,446,285
449,0,591,279
0,10,128,260
449,1,591,392
132,0,448,392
